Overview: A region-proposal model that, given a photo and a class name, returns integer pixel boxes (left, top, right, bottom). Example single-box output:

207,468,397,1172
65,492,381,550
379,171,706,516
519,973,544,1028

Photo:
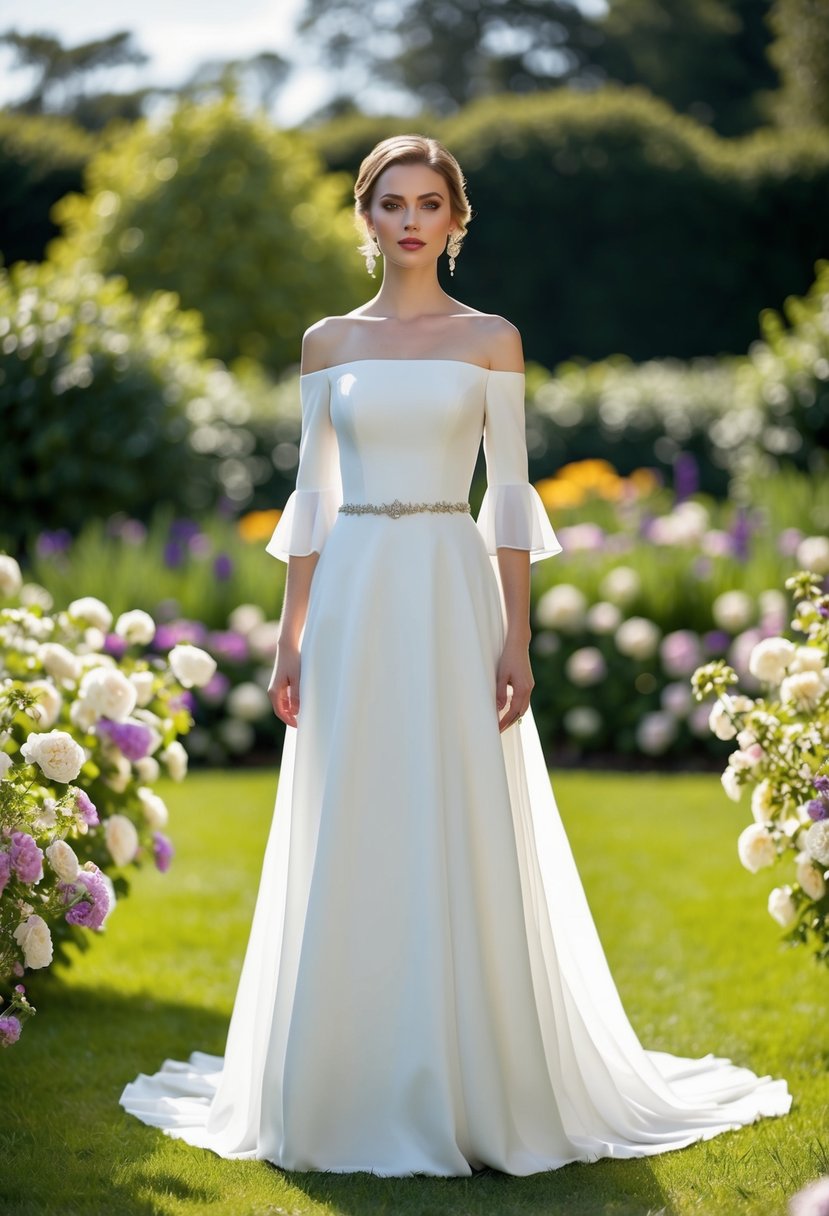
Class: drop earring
447,231,462,277
365,233,381,277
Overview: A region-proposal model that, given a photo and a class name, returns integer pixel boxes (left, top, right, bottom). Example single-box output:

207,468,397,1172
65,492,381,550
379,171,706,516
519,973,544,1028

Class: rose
37,642,81,683
0,752,12,780
130,670,155,707
134,756,160,783
45,839,80,883
712,590,754,632
721,766,743,802
615,617,662,661
160,741,187,781
751,779,775,825
27,680,62,729
168,643,217,688
20,729,85,783
79,667,137,722
737,823,776,872
791,646,827,674
534,584,588,631
12,914,53,969
0,554,23,597
768,886,798,929
115,610,156,646
67,596,112,632
137,786,169,829
805,820,829,868
103,814,140,866
748,637,796,684
780,670,825,712
796,853,827,902
599,565,640,605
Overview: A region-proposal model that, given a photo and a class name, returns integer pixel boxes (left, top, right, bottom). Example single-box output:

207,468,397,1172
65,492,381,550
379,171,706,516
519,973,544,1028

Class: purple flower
200,671,231,705
0,1016,21,1046
807,799,829,822
814,776,829,794
152,831,174,873
214,553,234,580
776,527,803,557
35,528,72,557
152,619,208,651
74,789,99,826
168,690,196,713
0,850,11,896
703,630,731,655
672,452,698,503
163,540,186,569
9,832,44,885
103,633,128,659
60,864,111,931
97,718,153,762
729,507,752,562
207,630,248,663
170,517,202,542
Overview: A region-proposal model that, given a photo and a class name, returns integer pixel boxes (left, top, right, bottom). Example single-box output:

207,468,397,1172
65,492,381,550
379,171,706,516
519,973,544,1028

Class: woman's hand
269,641,301,727
496,634,534,732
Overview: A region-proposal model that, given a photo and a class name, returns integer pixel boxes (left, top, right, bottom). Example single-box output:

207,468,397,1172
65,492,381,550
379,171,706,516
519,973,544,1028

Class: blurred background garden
1,0,828,772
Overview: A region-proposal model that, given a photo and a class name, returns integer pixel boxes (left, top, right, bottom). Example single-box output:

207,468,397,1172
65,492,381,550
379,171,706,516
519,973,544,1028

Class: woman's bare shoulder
300,317,354,374
468,312,524,373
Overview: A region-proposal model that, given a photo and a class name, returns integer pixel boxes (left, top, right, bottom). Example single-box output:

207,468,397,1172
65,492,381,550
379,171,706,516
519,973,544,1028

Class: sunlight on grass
0,769,825,1216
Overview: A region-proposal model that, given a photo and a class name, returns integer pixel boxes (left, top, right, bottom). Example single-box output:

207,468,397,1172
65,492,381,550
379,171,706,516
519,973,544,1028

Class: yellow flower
237,509,281,543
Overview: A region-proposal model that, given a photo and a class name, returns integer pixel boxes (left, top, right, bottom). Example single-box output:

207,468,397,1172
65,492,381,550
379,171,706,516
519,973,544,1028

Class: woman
119,134,790,1176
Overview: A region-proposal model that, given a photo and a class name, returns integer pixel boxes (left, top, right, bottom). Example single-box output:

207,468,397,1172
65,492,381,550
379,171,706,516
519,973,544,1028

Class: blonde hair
353,133,473,264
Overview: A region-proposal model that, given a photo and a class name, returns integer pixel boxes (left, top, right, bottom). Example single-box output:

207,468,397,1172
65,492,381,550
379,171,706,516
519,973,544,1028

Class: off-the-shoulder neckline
299,358,524,377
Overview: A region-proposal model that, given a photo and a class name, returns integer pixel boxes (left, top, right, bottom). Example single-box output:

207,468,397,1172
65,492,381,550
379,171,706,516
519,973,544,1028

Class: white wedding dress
119,358,790,1175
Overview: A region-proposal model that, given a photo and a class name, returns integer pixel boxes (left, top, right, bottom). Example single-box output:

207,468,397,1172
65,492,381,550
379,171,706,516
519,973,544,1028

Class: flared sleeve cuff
476,482,564,564
265,487,342,564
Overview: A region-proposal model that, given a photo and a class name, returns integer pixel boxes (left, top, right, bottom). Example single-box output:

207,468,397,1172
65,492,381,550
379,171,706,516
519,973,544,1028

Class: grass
0,768,826,1216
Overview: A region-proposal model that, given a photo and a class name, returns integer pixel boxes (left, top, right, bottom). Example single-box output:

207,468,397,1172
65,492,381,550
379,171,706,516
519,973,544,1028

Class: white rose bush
0,558,217,1045
691,568,829,965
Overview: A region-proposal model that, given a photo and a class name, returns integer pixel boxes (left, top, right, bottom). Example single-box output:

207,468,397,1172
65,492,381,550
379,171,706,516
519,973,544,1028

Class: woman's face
366,161,457,271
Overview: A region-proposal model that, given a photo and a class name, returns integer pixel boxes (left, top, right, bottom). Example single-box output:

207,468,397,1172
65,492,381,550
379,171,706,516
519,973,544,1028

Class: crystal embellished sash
338,498,470,520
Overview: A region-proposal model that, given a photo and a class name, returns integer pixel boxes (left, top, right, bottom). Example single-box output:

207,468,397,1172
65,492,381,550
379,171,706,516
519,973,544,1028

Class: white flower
790,1175,829,1216
79,667,137,722
134,755,160,783
796,534,829,575
67,596,112,632
104,754,132,794
780,670,824,712
0,554,23,597
226,681,271,721
20,582,53,611
748,636,796,684
228,603,265,634
104,813,140,866
615,616,661,660
217,717,255,753
38,642,81,683
115,609,156,646
45,839,80,883
796,854,826,902
247,620,280,661
737,823,776,871
69,698,98,733
599,565,640,606
805,820,829,868
712,590,753,633
562,706,602,739
160,740,188,781
709,697,739,741
98,870,116,925
790,646,827,674
130,670,155,707
636,711,678,755
565,647,607,687
137,786,169,828
534,584,587,632
13,913,53,968
586,601,622,634
32,797,58,831
751,779,775,825
767,886,798,929
21,729,85,783
0,751,13,780
169,643,217,688
27,679,62,729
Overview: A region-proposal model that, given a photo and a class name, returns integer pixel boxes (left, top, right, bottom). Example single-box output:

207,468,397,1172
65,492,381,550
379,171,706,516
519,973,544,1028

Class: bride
119,133,791,1176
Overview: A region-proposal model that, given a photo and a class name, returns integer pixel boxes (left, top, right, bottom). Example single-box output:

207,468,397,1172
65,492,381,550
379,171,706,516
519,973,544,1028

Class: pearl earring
446,231,462,277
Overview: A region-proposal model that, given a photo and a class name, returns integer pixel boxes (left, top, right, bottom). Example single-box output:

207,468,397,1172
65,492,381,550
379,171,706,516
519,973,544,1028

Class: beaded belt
339,498,470,520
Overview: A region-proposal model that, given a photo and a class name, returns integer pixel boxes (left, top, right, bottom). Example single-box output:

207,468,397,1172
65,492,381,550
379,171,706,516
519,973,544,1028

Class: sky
0,0,338,126
0,0,607,127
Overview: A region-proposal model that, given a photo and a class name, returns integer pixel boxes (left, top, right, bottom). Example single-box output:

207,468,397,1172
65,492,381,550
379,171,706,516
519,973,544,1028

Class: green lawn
0,769,825,1216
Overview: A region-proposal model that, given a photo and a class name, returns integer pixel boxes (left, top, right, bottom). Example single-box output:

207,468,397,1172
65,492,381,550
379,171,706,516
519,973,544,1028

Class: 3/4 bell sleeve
265,369,342,563
475,370,564,564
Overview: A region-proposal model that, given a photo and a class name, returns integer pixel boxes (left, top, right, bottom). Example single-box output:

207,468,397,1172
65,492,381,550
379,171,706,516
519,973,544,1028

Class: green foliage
51,95,367,371
0,260,255,549
438,87,829,366
767,0,829,130
0,111,95,266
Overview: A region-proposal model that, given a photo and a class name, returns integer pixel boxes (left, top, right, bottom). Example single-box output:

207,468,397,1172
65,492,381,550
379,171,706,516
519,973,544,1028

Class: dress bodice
265,358,563,565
